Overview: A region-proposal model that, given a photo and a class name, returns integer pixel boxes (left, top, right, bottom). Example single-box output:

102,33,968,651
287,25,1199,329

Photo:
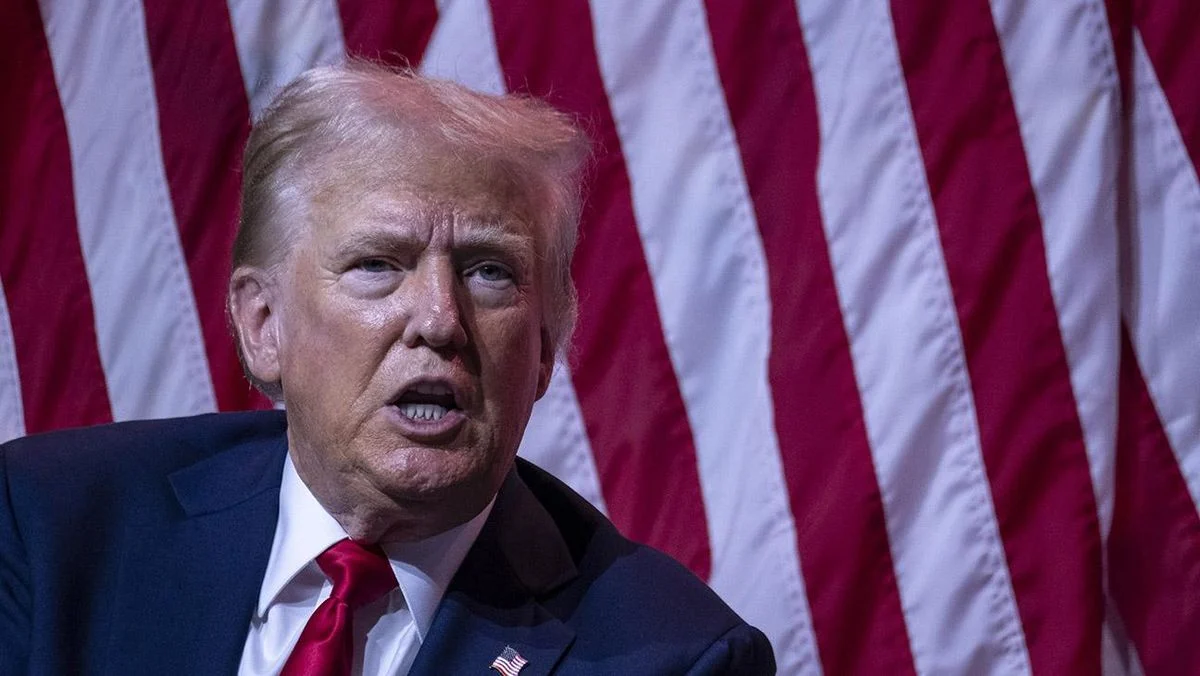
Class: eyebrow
452,222,538,277
332,229,424,258
452,221,535,253
332,221,537,267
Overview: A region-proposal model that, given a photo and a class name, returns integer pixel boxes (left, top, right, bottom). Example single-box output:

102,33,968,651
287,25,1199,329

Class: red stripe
1110,5,1200,668
1135,0,1200,177
488,0,712,578
337,0,438,66
1109,328,1200,673
704,1,916,671
891,2,1104,672
141,0,272,412
0,0,113,432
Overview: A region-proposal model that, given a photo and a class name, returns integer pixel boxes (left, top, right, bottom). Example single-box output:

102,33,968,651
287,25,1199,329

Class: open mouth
393,381,461,422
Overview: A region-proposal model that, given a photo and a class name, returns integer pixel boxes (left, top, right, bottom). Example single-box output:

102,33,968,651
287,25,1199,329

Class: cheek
288,280,394,351
475,309,544,393
281,293,382,393
283,296,341,361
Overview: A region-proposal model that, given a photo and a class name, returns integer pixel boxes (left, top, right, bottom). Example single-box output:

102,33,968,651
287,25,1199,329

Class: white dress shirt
238,454,493,675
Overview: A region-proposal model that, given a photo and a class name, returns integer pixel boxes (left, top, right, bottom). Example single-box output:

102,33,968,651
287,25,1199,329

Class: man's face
270,160,553,534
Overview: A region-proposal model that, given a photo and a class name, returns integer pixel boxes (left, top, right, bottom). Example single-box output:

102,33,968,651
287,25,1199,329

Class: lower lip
385,406,467,442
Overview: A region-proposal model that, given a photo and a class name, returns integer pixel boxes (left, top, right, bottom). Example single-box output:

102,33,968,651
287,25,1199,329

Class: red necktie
280,539,398,676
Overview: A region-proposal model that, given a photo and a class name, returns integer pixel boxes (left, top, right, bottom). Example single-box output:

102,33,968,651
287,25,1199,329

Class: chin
367,445,500,506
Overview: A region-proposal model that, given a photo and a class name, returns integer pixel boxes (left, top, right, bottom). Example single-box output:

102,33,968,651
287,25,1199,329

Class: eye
466,262,514,285
353,258,397,274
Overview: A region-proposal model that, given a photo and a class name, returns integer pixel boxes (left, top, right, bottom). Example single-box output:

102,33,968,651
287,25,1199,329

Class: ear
534,326,556,400
228,267,282,388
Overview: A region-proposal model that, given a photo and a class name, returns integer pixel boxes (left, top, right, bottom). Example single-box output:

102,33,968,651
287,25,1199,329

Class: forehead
307,144,545,238
332,195,537,254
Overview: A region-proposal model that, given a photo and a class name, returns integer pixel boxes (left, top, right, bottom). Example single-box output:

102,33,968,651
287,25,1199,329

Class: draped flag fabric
2,0,1198,673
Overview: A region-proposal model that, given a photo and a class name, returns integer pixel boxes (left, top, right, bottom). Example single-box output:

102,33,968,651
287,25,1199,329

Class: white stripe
226,0,347,119
987,5,1126,674
589,2,818,672
421,1,608,514
423,0,506,95
987,0,1121,540
519,366,608,514
39,0,217,421
0,279,24,443
1124,32,1200,509
1104,602,1145,676
797,1,1032,673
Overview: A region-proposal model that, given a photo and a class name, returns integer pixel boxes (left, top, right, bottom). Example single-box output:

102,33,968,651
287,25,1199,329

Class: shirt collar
257,453,493,640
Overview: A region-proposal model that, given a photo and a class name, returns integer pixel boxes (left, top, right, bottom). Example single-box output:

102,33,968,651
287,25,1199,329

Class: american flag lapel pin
490,645,529,675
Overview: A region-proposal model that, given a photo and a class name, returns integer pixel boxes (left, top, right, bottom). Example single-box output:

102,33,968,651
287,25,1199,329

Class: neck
288,452,489,544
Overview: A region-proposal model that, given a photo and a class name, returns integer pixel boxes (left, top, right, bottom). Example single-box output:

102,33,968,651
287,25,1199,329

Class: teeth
412,382,453,396
398,403,448,422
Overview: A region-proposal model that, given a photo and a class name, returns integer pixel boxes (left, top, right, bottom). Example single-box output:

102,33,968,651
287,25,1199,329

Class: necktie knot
317,538,398,610
281,539,399,676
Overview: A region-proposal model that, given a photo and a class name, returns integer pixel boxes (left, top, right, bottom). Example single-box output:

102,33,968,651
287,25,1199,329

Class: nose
400,258,468,350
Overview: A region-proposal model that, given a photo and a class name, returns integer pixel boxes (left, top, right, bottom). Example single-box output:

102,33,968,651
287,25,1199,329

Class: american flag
490,645,529,676
1,0,1197,673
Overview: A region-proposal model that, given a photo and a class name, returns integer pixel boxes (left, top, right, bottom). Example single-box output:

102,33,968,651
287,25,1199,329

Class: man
0,63,774,674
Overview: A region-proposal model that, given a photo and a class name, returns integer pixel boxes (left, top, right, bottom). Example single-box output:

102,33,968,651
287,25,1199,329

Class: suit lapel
102,425,576,675
105,427,287,675
410,465,579,676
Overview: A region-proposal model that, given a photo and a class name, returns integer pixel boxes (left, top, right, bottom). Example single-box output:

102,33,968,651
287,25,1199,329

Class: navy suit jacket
0,411,774,674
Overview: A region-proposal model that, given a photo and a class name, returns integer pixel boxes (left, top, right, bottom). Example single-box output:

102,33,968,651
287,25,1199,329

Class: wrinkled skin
231,163,554,543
